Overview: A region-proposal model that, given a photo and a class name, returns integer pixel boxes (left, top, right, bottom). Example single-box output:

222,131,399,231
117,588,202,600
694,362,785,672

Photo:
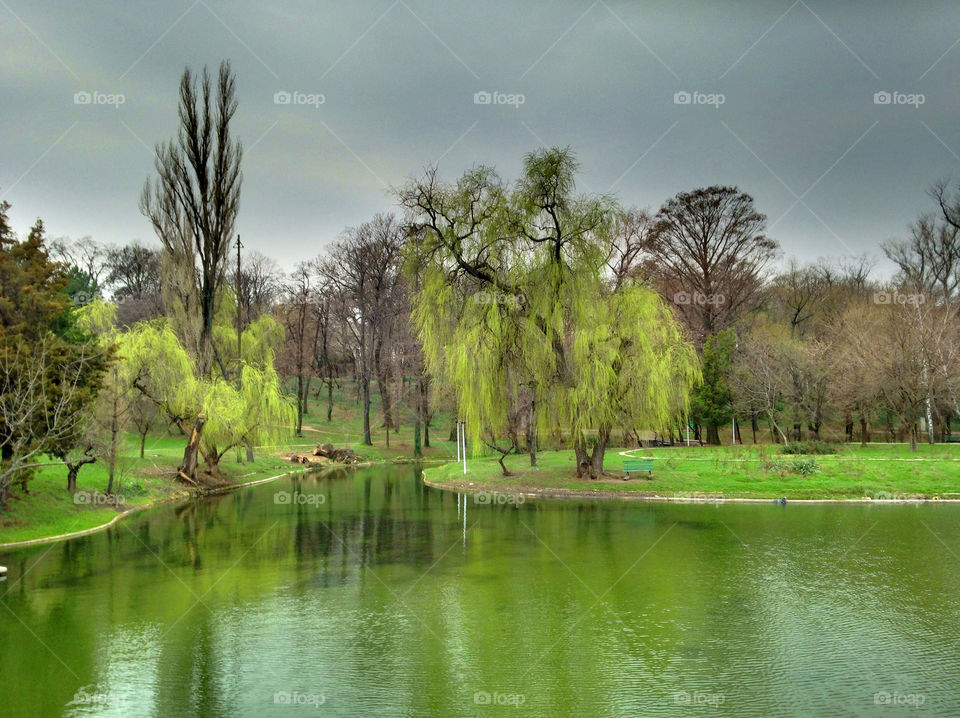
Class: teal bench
623,458,653,479
946,435,960,443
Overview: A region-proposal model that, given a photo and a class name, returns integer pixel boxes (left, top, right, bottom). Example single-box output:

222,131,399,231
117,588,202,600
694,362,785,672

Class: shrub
781,440,836,455
791,458,821,476
762,458,821,476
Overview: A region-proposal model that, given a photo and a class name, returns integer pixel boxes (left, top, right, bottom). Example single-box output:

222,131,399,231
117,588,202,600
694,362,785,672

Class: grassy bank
0,435,302,546
424,443,960,500
0,383,451,546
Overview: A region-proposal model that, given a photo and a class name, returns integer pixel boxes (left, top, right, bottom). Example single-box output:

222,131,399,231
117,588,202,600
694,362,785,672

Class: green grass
425,443,960,500
0,433,301,545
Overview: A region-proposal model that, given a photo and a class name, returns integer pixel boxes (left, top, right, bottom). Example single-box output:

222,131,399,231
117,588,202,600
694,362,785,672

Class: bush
781,440,836,455
119,478,148,497
762,458,821,476
790,458,821,476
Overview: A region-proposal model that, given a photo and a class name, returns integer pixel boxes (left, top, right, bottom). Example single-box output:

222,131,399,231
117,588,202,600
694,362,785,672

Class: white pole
686,421,690,447
457,492,460,519
456,421,461,462
732,416,736,445
462,421,467,474
463,490,467,544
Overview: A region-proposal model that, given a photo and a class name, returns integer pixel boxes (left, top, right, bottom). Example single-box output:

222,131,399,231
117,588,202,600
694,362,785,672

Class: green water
1,465,959,717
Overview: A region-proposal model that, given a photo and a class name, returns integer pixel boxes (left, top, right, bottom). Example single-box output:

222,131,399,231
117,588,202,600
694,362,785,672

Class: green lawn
0,434,300,546
424,443,960,500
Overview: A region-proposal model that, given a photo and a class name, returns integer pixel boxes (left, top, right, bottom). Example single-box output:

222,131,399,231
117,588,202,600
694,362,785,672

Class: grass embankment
424,443,960,501
1,381,454,546
0,436,301,545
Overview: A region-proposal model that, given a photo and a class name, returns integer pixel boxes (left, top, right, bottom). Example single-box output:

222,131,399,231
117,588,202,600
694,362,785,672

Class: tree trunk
361,375,372,445
326,375,334,422
910,422,918,452
420,377,431,447
527,399,537,467
140,430,148,458
67,465,79,494
706,422,720,445
246,445,255,462
180,415,207,480
589,426,610,478
295,373,304,437
377,371,393,431
751,417,758,444
860,414,868,447
574,434,590,478
302,376,311,416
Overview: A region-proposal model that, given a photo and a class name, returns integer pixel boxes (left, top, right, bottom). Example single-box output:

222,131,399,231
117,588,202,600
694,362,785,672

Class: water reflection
1,465,960,716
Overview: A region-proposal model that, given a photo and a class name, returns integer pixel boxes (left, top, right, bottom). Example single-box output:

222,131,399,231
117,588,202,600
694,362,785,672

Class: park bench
623,458,654,479
946,435,960,443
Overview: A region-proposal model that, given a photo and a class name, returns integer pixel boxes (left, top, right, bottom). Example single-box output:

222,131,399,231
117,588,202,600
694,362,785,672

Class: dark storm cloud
3,0,960,271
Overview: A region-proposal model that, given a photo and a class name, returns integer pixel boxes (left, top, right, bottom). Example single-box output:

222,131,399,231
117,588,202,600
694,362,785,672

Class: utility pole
235,235,243,362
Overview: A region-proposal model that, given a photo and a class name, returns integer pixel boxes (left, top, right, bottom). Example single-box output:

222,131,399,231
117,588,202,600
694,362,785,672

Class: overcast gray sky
3,0,960,273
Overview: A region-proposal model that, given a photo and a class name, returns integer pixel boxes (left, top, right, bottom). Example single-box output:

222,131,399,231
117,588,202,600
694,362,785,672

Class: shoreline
0,457,446,551
0,468,306,551
421,476,960,505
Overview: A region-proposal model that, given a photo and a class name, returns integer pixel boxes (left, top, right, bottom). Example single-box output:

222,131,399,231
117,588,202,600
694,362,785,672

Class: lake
1,465,957,716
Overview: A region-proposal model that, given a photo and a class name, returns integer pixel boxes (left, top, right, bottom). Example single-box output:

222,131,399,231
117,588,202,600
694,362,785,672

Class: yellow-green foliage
118,320,294,460
408,149,701,454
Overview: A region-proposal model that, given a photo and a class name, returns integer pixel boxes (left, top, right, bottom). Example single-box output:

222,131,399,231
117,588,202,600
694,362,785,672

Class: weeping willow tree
120,319,293,484
402,147,700,478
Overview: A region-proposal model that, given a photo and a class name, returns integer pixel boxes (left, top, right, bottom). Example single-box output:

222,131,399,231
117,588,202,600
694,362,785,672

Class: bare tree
140,60,242,377
0,338,104,507
884,211,960,302
648,186,778,346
